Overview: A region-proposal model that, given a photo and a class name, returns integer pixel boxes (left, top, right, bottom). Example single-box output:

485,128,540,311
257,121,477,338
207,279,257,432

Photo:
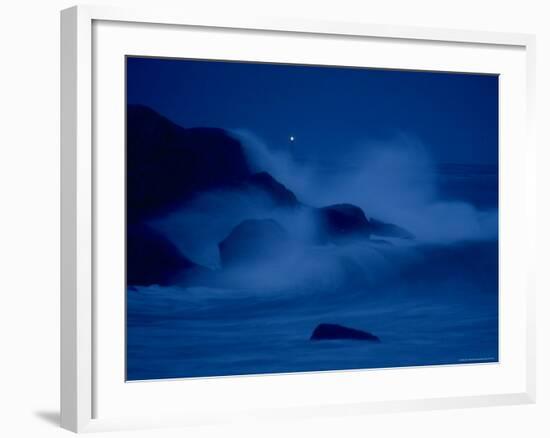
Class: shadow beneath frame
34,410,60,427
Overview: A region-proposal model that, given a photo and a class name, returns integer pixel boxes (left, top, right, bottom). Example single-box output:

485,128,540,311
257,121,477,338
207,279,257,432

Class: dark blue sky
127,57,498,165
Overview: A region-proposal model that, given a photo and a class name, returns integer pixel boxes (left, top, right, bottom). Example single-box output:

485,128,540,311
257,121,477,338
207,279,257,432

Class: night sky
127,56,498,165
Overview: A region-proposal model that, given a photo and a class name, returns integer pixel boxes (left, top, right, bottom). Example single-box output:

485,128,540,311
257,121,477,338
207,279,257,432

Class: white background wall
0,0,547,436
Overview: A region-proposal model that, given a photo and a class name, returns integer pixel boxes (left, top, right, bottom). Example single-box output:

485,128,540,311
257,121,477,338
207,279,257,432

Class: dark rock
127,223,202,286
314,204,415,243
310,323,380,342
316,203,372,241
369,218,415,240
127,104,251,222
245,172,299,207
218,219,291,268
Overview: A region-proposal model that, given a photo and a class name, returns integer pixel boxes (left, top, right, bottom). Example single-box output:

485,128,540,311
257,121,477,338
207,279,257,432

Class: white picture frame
60,4,536,433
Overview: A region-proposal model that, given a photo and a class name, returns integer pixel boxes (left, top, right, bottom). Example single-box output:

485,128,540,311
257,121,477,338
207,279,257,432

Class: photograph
125,56,499,381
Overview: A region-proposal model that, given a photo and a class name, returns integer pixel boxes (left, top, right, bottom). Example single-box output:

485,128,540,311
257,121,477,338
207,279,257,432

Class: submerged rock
218,219,291,268
310,323,380,342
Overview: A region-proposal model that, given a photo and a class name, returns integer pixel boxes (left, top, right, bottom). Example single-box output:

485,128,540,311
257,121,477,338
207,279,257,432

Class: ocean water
126,164,498,381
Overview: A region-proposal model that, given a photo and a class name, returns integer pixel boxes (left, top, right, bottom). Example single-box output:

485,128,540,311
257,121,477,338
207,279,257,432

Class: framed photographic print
61,5,536,433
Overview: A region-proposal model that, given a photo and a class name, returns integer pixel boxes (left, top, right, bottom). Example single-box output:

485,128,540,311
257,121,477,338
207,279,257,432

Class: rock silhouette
127,223,204,286
127,104,251,222
244,172,299,207
310,323,380,342
316,203,373,241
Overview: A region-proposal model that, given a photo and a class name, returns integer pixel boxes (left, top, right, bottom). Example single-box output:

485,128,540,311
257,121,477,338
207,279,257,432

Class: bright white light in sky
290,136,295,142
